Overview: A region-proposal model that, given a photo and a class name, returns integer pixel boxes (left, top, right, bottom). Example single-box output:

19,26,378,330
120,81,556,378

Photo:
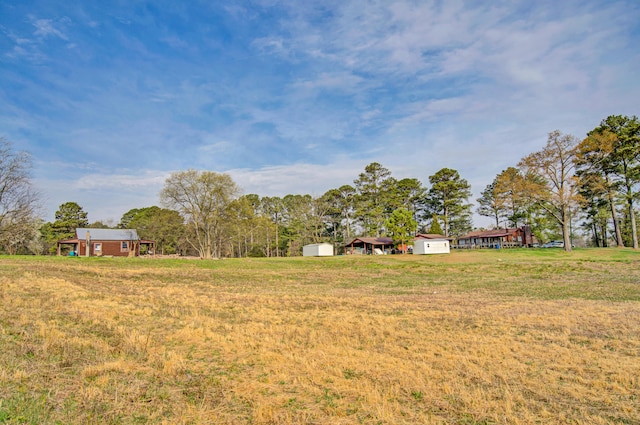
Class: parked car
542,240,564,248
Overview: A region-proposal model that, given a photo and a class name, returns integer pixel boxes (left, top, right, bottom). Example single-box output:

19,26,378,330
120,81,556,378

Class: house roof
75,228,140,241
458,228,518,240
345,237,394,246
415,233,450,240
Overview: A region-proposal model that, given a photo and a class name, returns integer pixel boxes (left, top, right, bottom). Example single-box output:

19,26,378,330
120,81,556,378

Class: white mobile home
413,238,450,255
303,243,334,257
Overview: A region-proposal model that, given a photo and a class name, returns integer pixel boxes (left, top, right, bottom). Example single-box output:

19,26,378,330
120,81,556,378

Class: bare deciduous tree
160,169,239,259
0,138,41,254
518,130,580,252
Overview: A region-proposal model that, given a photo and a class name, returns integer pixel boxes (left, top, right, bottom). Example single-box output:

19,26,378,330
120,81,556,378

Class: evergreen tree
120,206,185,255
39,202,89,254
385,208,417,252
426,168,472,237
53,202,89,236
591,115,640,248
427,213,444,235
353,162,394,237
321,185,355,243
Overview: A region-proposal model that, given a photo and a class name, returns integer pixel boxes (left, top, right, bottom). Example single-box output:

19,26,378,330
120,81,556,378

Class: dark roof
415,233,450,240
458,228,519,240
75,228,140,241
345,237,394,246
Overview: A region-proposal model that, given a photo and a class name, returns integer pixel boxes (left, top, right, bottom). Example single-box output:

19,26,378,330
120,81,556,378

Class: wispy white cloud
291,72,364,92
2,0,639,225
251,37,288,56
228,160,363,197
32,18,68,40
72,170,169,191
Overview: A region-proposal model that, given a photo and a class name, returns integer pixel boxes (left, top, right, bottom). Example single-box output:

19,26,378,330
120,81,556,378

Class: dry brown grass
1,250,639,424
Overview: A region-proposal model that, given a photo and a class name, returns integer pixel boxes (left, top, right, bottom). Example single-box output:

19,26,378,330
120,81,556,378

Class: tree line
1,114,638,256
476,116,640,250
32,163,473,258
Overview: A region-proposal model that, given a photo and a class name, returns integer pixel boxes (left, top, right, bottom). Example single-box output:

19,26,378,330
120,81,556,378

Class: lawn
0,249,639,424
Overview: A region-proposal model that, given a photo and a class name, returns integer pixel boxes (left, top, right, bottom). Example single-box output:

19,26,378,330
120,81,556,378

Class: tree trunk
444,207,449,238
629,198,639,249
605,174,624,247
562,208,572,252
592,222,600,247
275,218,279,257
623,171,639,249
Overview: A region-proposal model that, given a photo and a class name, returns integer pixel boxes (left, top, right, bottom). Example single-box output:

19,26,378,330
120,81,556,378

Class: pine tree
428,213,444,235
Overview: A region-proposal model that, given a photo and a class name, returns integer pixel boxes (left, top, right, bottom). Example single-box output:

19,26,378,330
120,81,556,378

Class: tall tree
591,115,640,249
321,185,356,242
225,196,254,257
395,178,427,224
160,170,240,259
426,168,472,237
575,130,623,246
281,194,315,255
576,171,611,247
518,130,580,252
476,181,501,228
353,162,393,236
41,201,89,252
261,196,285,257
54,202,89,236
492,167,530,227
0,138,41,254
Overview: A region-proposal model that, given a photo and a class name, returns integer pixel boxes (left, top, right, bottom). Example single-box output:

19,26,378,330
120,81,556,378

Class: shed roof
415,233,451,240
345,237,393,246
75,228,140,241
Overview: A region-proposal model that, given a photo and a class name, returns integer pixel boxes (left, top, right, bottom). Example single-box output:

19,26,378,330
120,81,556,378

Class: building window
94,243,102,253
121,241,129,252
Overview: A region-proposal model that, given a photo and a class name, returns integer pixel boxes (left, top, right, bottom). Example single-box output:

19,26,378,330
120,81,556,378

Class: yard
1,249,639,424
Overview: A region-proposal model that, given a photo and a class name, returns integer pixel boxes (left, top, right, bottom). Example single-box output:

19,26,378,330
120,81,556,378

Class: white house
302,243,334,257
413,238,450,255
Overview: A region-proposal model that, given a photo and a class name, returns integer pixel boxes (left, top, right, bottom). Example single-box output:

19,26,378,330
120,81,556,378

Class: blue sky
2,0,639,226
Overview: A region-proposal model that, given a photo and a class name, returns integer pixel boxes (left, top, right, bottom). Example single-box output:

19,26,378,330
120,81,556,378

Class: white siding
413,239,450,255
303,243,334,257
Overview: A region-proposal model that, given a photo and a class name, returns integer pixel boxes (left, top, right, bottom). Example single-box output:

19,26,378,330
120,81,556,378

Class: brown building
344,237,394,255
57,228,155,257
456,226,534,249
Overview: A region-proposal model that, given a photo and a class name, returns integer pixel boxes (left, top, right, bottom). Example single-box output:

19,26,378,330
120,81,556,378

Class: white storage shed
413,238,450,255
303,243,334,257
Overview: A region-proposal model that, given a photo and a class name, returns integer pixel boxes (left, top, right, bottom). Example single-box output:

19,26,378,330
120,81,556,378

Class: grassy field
1,249,639,424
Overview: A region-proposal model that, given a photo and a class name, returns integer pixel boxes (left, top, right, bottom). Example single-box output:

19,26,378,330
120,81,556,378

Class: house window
121,241,129,252
93,243,102,253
